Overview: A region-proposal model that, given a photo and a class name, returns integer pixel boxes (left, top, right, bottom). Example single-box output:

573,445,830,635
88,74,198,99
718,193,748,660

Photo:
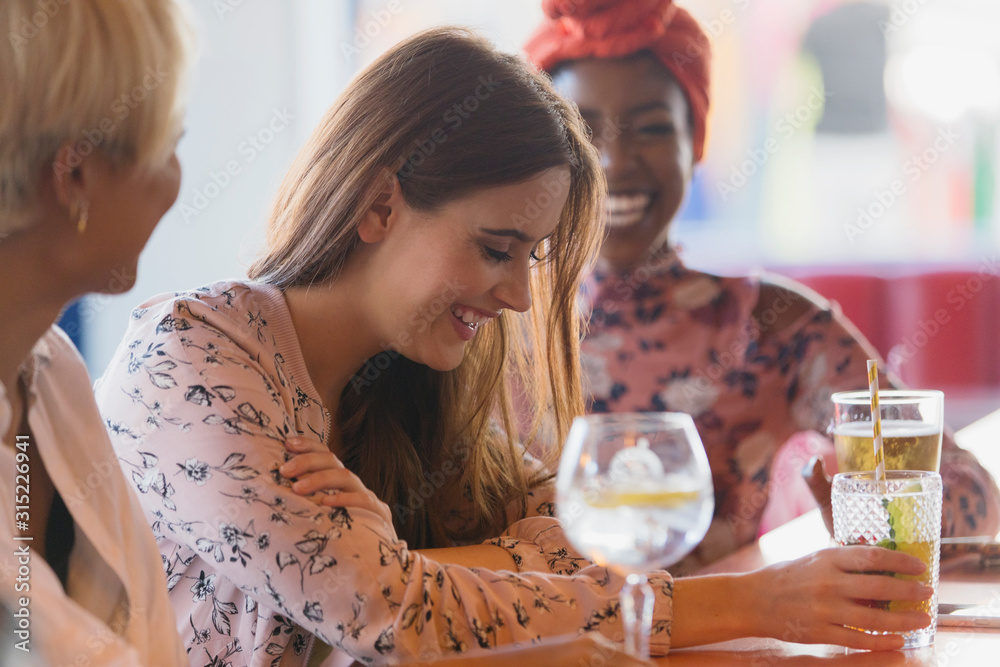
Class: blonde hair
249,27,604,548
0,0,197,235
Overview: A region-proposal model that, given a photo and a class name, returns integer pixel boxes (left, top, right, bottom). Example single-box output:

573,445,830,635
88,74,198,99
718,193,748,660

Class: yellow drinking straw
867,359,887,493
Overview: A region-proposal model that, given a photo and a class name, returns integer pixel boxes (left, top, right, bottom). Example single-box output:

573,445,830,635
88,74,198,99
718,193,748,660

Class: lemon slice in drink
587,489,702,508
877,482,935,614
882,481,925,545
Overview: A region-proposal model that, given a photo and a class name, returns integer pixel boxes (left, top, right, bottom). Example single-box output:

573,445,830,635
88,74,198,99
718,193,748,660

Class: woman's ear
358,171,404,244
49,142,91,209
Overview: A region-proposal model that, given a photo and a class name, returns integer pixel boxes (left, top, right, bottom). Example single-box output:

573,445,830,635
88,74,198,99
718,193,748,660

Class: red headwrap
525,0,711,161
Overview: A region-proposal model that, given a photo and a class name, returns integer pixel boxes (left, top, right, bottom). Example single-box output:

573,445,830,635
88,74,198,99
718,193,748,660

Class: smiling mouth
450,306,489,331
606,193,653,228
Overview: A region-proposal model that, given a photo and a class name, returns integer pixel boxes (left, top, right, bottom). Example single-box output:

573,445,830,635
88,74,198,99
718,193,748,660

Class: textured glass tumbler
832,470,942,649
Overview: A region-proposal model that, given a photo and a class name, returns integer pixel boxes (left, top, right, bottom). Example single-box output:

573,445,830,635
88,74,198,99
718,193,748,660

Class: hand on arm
282,436,393,526
281,436,519,570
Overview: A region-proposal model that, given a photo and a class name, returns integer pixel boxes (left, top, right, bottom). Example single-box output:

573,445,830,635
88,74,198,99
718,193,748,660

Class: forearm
417,544,517,570
487,516,593,574
669,573,758,648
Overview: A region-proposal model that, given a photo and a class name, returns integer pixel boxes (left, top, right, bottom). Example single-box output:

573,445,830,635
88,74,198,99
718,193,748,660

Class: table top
657,408,1000,665
658,509,1000,665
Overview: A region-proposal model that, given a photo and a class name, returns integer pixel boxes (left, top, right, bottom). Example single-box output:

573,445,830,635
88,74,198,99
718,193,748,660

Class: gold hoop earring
76,200,88,235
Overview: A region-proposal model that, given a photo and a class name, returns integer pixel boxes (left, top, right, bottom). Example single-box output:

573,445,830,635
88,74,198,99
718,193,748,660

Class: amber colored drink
832,470,942,648
887,540,935,613
833,420,941,474
851,539,935,615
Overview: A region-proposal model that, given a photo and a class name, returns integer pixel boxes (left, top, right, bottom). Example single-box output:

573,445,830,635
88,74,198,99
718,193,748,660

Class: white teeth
451,306,484,329
607,193,651,213
605,193,652,228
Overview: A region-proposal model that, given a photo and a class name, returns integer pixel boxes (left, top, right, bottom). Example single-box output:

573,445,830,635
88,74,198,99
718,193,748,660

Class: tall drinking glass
831,390,943,473
555,413,714,658
832,470,943,649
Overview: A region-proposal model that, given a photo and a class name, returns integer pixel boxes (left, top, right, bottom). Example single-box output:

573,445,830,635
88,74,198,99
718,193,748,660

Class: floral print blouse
94,281,674,666
581,249,1000,573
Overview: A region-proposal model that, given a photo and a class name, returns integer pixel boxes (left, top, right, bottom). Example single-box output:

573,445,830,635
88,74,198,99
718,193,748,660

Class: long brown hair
249,27,603,548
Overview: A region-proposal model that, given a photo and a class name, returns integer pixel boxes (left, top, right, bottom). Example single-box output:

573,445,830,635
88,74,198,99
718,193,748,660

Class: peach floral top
581,249,1000,573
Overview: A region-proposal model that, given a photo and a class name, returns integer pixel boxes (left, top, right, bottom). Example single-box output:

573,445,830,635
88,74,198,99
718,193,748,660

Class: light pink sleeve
98,294,675,661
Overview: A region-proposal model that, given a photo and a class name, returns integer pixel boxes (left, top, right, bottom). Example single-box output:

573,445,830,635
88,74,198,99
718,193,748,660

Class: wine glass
555,412,714,658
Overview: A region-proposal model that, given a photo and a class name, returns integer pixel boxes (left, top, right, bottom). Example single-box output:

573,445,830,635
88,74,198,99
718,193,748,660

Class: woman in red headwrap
526,0,999,573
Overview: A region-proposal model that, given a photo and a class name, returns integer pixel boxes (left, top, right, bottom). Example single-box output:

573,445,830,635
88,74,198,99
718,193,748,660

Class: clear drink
833,420,941,473
556,413,714,658
564,484,714,572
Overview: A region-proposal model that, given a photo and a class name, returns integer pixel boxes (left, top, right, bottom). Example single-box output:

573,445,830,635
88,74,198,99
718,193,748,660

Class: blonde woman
0,1,195,664
97,27,935,666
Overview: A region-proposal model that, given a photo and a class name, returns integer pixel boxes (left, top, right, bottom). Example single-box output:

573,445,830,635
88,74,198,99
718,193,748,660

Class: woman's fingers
283,463,393,524
288,467,359,495
841,573,932,603
279,451,345,480
814,624,907,652
840,605,931,634
830,545,928,577
756,548,935,650
283,436,326,455
816,603,928,649
278,448,392,524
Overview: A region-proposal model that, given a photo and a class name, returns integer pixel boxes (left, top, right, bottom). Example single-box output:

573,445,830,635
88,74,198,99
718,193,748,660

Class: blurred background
73,0,1000,426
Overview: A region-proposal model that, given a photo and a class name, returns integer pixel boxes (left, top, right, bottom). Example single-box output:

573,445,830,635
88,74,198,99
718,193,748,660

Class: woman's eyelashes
482,245,514,263
481,245,543,264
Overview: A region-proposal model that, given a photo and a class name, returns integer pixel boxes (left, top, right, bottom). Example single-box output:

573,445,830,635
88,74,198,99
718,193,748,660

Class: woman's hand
672,546,933,651
280,437,393,526
748,546,933,650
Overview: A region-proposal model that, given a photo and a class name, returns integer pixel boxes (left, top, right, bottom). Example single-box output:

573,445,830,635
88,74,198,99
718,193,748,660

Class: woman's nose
494,264,532,313
597,131,635,181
